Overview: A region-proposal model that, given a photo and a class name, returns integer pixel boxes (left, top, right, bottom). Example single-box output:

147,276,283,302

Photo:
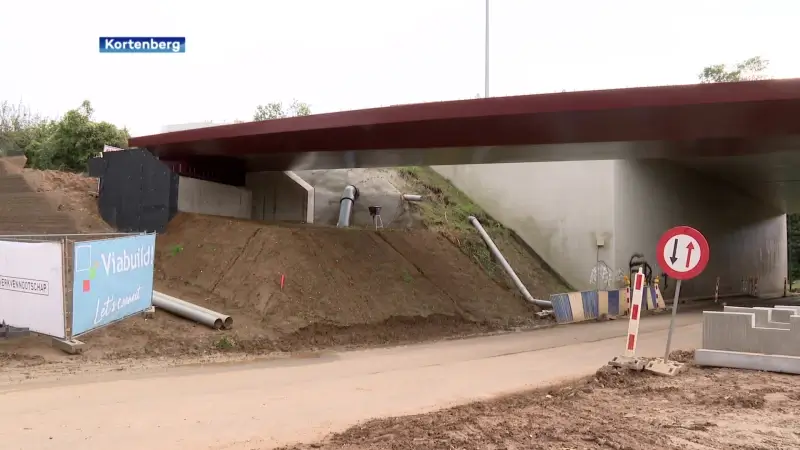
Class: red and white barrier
624,267,646,357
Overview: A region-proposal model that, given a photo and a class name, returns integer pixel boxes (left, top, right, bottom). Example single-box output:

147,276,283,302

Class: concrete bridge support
433,158,787,300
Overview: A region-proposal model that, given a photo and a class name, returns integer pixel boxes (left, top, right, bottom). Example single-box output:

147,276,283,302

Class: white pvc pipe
402,194,423,202
467,216,551,308
152,291,233,329
337,185,358,227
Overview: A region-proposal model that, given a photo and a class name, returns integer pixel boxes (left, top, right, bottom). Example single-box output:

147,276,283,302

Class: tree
1,100,129,172
253,99,311,121
0,101,48,156
698,56,770,83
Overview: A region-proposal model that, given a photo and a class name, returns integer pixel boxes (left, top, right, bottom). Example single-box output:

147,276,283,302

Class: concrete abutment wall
246,171,314,223
434,157,787,299
177,176,252,219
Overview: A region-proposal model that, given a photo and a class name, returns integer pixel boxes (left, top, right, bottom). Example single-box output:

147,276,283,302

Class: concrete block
51,338,86,355
695,349,800,375
645,358,688,377
608,355,646,371
143,306,156,319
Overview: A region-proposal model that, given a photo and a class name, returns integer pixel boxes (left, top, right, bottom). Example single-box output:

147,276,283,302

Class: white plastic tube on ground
402,194,423,202
467,216,552,309
152,291,234,329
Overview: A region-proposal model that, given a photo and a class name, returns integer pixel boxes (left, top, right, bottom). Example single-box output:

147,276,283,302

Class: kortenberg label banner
71,234,156,336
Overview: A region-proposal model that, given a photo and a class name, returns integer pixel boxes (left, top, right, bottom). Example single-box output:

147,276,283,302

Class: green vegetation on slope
396,166,571,296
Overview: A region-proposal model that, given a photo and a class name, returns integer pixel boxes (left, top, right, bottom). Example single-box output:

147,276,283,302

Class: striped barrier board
550,289,629,324
624,268,646,357
643,285,666,310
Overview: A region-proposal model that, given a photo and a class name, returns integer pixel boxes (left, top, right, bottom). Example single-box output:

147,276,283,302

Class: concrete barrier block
695,349,800,375
51,338,86,355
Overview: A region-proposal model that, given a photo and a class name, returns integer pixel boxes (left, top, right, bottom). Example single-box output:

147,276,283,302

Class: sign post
648,226,709,376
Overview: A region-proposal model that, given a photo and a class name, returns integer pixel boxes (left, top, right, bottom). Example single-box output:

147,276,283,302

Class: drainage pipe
152,291,234,329
402,194,423,202
154,291,233,329
467,216,552,308
337,185,359,227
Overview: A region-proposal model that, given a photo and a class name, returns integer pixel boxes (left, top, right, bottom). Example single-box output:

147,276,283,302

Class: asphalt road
0,312,705,450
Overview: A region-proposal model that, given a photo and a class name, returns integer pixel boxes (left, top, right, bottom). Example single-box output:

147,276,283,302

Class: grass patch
397,166,508,276
213,335,236,351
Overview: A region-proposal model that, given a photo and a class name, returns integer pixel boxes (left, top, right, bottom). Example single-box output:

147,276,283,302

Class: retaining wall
178,176,252,219
701,306,800,356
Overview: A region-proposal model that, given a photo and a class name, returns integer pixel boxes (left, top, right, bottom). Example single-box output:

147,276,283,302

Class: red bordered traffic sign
656,226,709,280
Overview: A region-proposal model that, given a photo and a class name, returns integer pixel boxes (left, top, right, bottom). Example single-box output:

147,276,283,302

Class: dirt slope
0,157,80,234
148,213,542,354
0,156,553,361
288,355,800,450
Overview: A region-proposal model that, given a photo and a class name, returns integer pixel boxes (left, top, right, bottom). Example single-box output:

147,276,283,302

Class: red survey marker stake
656,226,709,362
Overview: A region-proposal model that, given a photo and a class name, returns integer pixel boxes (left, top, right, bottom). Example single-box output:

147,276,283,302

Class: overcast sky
1,0,798,136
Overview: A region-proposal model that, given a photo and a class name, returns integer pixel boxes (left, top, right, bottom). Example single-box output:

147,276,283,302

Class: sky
1,0,798,137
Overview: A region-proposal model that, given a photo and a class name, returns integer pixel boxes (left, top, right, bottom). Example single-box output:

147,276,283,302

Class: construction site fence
0,232,156,341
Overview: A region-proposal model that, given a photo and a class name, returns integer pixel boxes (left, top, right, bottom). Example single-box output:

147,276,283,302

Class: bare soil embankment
143,213,544,356
0,156,562,364
288,353,800,450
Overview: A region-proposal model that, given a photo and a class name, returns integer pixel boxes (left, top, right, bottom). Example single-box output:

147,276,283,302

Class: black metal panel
92,149,178,233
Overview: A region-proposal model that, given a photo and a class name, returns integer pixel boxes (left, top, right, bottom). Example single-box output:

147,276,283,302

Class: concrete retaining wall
178,176,252,219
246,171,314,223
701,307,800,356
434,161,615,291
293,168,420,228
433,159,787,299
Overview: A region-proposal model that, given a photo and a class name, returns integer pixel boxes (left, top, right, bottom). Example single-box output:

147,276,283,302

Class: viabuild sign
71,234,156,336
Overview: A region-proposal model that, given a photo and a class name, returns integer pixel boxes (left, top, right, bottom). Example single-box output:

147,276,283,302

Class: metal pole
484,0,490,97
663,279,682,361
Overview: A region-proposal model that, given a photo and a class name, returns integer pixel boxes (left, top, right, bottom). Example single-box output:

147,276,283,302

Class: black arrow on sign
669,238,679,264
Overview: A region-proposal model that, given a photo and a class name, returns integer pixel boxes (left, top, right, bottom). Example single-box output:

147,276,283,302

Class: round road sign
656,226,709,280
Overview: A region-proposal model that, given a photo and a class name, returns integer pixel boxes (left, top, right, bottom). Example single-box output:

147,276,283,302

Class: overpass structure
127,79,800,300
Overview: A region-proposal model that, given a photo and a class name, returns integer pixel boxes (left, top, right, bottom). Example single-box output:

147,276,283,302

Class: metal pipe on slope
337,185,359,227
467,216,552,308
152,291,233,329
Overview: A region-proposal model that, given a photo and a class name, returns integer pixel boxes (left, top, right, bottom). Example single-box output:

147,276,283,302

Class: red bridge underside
129,79,800,173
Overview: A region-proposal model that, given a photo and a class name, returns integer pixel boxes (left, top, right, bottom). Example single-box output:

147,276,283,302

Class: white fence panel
0,240,65,338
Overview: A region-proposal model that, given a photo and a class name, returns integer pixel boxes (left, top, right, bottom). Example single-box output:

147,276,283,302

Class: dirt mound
0,158,79,235
289,367,800,450
137,213,543,355
0,158,555,360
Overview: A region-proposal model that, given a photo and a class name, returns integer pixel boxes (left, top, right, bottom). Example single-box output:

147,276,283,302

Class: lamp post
484,0,490,97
